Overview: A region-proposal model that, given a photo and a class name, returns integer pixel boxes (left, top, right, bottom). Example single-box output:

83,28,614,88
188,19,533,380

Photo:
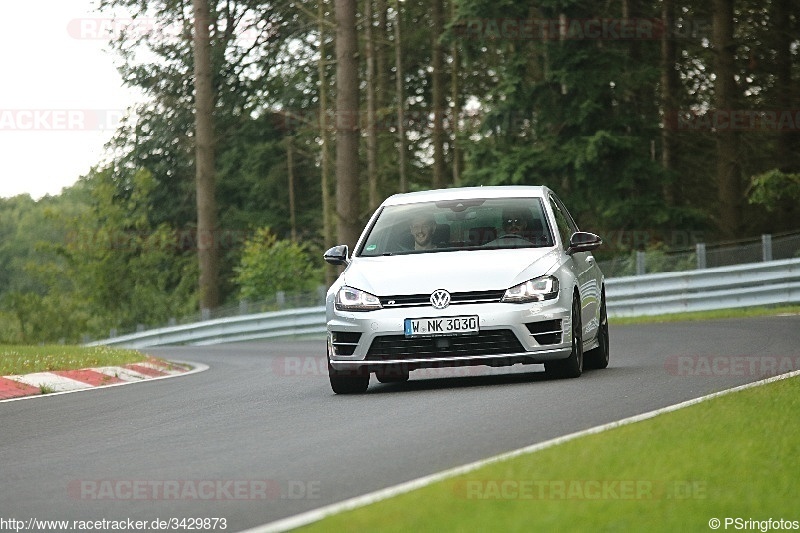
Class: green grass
610,304,800,325
299,375,800,532
0,345,147,376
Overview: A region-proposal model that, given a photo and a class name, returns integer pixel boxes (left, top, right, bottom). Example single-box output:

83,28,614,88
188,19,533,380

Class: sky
0,1,140,199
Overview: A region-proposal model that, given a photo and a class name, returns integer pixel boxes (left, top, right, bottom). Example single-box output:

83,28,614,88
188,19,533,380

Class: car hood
343,248,560,296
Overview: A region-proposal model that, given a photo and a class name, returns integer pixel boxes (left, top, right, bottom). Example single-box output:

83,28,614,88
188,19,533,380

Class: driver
409,214,438,250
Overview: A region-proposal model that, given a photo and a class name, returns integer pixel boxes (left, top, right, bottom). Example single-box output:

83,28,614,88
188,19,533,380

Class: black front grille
525,319,562,345
365,329,525,360
380,290,506,309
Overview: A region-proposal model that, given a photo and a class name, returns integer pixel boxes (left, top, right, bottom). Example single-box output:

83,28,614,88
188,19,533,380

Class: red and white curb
0,359,204,402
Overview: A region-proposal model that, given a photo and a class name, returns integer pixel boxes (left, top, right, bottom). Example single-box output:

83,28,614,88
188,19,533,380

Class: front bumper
326,300,573,372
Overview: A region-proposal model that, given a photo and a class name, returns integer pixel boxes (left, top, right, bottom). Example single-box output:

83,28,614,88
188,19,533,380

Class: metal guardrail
87,307,327,349
90,258,800,348
596,231,800,277
605,257,800,317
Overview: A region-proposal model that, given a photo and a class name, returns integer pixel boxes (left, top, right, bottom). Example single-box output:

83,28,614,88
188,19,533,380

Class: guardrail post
201,308,211,321
636,251,646,275
696,243,706,269
762,234,772,262
277,291,286,308
239,300,249,315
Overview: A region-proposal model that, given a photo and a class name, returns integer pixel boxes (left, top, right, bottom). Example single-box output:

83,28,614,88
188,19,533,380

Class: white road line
245,369,800,533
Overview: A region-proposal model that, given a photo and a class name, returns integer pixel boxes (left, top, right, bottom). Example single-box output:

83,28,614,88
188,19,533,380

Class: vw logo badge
430,289,451,309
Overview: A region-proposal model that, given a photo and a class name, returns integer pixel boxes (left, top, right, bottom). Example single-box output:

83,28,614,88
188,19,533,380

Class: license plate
404,316,479,337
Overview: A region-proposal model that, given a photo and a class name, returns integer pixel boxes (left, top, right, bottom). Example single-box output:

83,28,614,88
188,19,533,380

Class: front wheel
328,361,369,394
585,290,610,370
545,295,583,379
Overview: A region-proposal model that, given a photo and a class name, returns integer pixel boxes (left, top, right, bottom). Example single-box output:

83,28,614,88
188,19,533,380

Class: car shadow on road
367,366,612,394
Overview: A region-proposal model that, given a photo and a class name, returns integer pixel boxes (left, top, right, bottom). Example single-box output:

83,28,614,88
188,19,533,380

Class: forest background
1,0,798,343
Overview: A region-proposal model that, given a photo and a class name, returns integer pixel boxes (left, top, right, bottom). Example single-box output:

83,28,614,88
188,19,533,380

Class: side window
549,196,576,248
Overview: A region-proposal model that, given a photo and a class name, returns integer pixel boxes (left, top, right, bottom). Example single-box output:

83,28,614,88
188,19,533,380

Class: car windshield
358,197,554,257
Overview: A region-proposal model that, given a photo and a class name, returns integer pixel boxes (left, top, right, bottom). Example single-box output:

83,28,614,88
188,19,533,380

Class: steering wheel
498,234,531,242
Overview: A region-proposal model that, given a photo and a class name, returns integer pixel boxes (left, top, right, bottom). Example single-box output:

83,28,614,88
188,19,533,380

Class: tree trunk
365,0,380,209
375,0,390,201
376,0,389,112
393,0,408,192
660,0,678,205
450,0,461,186
286,136,297,242
712,0,741,238
335,0,362,249
318,1,336,285
773,0,794,172
192,0,219,311
431,0,446,189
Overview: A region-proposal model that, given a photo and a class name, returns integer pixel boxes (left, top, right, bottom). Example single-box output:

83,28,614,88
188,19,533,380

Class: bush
232,228,323,301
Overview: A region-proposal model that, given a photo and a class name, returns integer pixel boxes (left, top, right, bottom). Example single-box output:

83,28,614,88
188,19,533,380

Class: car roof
380,186,552,207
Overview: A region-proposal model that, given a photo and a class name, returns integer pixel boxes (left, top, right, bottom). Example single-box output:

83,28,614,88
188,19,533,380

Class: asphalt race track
1,316,798,531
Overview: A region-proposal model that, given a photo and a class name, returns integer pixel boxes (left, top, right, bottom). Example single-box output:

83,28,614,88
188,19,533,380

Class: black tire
375,366,410,383
545,294,583,379
585,290,610,370
328,361,369,394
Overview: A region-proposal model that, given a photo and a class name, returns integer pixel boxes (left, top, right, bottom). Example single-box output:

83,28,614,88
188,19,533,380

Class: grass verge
0,345,147,376
299,374,800,532
610,304,800,325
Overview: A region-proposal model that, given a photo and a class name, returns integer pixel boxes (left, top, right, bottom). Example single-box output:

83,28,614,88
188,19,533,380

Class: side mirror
323,245,349,266
567,232,602,254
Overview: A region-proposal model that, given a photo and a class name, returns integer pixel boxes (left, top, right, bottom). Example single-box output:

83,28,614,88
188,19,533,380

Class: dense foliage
1,0,798,343
233,228,323,300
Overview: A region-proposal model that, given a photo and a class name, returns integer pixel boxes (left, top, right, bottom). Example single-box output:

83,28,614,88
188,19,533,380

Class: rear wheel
585,290,610,370
545,295,583,379
328,360,369,394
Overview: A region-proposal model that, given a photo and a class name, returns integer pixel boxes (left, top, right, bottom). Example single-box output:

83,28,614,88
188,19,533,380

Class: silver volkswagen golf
323,186,609,394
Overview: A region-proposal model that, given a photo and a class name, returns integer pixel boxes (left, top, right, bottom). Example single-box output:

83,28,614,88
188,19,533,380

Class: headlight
502,276,559,303
335,286,382,311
